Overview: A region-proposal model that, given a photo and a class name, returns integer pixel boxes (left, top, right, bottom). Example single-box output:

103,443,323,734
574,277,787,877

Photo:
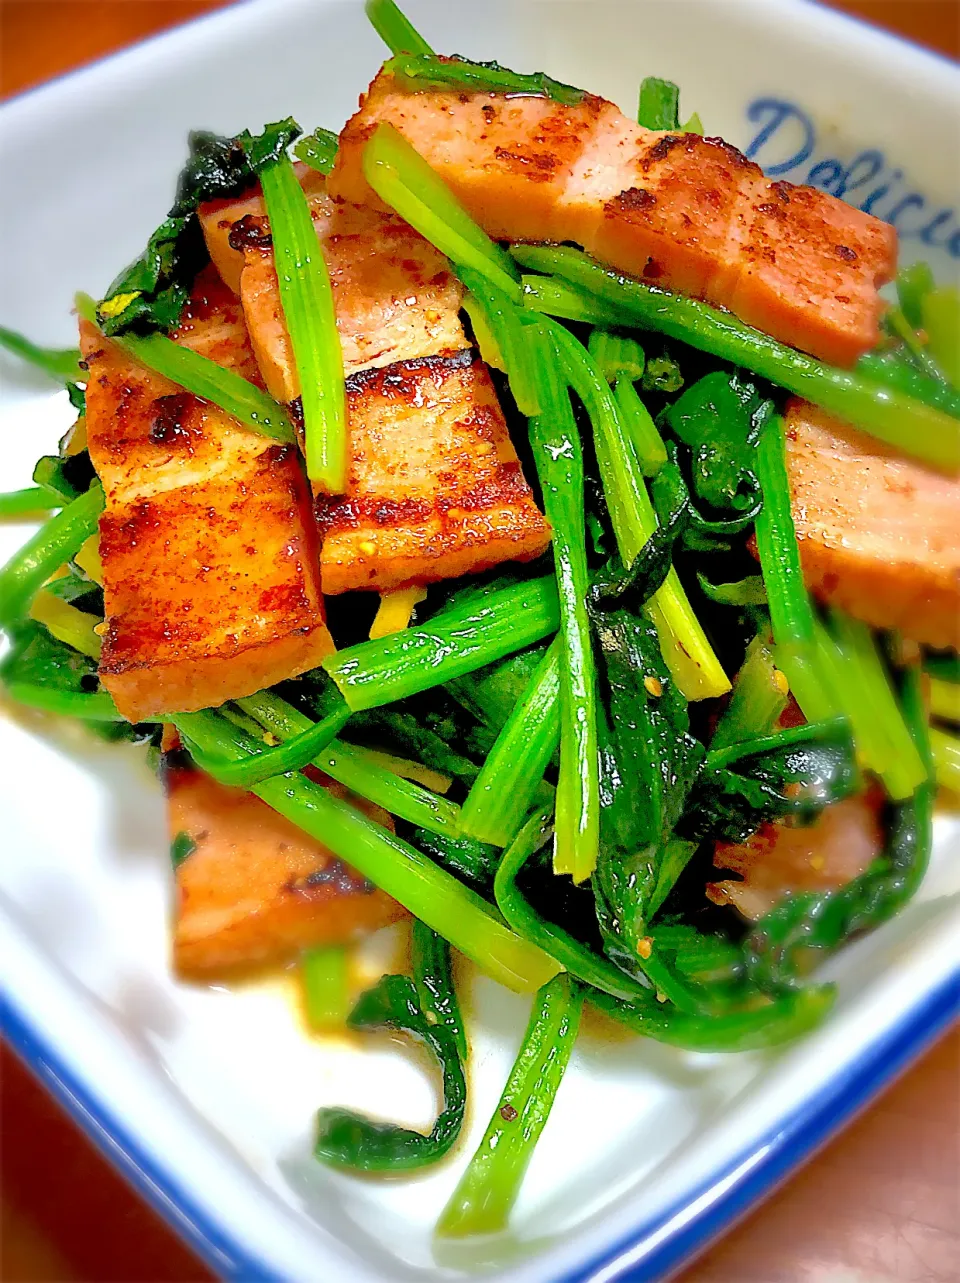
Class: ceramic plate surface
1,2,958,1279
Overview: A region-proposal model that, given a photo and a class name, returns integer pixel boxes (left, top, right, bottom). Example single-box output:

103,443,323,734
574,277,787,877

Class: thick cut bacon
200,164,327,296
783,399,960,648
709,791,883,920
82,275,333,723
201,176,465,402
318,349,549,593
329,70,897,367
166,755,403,975
199,174,550,593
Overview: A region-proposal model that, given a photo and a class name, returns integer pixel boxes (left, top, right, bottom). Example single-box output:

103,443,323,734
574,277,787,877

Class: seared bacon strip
81,271,333,723
782,399,960,649
199,173,550,594
710,791,883,920
165,750,403,975
328,68,897,367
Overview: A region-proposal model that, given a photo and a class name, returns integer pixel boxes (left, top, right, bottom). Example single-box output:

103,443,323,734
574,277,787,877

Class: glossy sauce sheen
80,276,334,723
329,71,897,367
165,753,404,975
783,399,960,648
199,171,550,593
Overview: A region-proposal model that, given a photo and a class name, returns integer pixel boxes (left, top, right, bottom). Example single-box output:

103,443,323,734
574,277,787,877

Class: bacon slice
202,174,466,401
328,70,897,367
783,399,960,649
82,271,334,723
165,753,403,975
318,349,549,593
199,174,550,594
709,791,883,920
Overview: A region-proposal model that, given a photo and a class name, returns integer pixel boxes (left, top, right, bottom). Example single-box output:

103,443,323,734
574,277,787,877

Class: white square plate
1,2,958,1279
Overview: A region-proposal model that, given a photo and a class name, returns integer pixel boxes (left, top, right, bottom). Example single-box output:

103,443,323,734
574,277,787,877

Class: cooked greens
512,244,960,473
314,969,466,1170
98,118,301,335
0,0,954,1243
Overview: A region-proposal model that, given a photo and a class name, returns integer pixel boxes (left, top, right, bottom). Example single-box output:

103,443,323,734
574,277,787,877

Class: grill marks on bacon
81,274,334,724
328,73,896,367
199,170,549,594
318,350,549,593
781,399,960,649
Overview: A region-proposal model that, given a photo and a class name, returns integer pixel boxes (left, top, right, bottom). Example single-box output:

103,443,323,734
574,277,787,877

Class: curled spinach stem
412,919,467,1061
315,972,465,1170
590,984,835,1051
184,697,350,789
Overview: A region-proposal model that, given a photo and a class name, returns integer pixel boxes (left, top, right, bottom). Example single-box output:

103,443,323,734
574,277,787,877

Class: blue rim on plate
1,2,958,1279
3,973,958,1282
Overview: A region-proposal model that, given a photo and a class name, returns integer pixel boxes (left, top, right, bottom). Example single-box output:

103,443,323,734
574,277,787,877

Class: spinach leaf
170,831,197,869
1,620,98,694
588,458,688,612
410,827,500,895
591,610,704,985
347,705,482,784
314,968,466,1171
42,570,103,617
682,719,859,845
661,371,766,512
32,450,96,502
447,642,550,744
294,127,339,174
99,118,301,335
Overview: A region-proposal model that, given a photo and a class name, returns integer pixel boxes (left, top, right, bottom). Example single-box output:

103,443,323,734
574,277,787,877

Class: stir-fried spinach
314,934,466,1171
99,119,301,335
591,610,705,983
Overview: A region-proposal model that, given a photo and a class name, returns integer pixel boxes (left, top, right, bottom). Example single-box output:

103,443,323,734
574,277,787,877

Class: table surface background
1,3,957,1280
